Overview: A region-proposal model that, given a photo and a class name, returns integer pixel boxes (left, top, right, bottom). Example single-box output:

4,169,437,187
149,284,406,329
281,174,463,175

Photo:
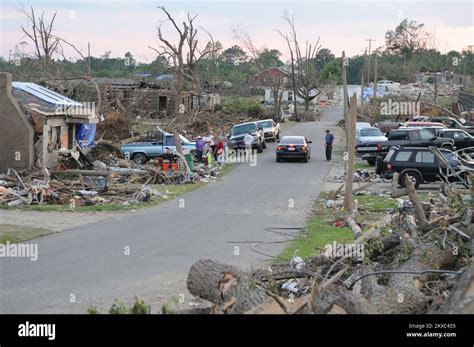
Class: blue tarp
363,86,386,99
76,124,97,148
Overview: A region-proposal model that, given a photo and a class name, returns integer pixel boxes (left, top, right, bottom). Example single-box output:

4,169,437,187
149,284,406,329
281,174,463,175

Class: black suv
379,146,464,188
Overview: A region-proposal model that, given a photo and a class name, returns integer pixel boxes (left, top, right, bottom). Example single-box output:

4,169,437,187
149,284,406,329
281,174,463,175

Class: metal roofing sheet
12,82,82,106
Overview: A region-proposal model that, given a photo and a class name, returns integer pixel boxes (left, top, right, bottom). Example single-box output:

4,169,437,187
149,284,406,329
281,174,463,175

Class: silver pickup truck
120,132,196,164
257,119,281,142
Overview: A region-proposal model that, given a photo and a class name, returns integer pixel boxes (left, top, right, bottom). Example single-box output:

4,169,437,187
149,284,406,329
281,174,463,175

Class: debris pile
0,147,225,208
327,169,391,183
185,176,473,314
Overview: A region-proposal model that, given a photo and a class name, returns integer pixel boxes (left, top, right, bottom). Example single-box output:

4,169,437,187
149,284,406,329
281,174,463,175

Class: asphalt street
0,106,343,313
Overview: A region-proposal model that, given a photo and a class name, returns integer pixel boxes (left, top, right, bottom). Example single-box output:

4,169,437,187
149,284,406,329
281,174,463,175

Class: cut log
52,169,149,176
311,284,376,314
403,174,429,230
345,216,363,239
390,173,407,198
187,259,268,314
440,260,474,314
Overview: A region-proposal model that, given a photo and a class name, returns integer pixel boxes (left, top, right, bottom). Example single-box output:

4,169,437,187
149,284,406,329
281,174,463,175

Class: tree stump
187,259,268,314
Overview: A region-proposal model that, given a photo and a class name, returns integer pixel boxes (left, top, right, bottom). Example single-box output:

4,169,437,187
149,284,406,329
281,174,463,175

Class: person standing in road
325,129,334,161
244,132,253,156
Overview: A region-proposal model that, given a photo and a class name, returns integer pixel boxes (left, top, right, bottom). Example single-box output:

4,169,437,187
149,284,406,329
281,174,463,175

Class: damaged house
0,72,98,172
94,76,221,117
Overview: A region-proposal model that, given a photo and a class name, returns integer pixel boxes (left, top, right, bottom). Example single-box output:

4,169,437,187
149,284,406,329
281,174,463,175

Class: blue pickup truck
120,132,196,164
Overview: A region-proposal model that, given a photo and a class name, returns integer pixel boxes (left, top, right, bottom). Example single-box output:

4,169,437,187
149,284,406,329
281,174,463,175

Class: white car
377,80,400,91
356,122,372,130
257,119,281,142
356,127,388,146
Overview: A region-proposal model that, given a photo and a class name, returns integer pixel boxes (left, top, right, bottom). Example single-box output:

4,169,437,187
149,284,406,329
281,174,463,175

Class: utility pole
360,48,366,116
87,42,92,77
344,93,357,213
342,51,349,147
373,53,378,104
365,39,375,85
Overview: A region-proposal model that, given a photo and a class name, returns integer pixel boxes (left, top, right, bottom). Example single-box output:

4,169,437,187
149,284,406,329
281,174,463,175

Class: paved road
0,106,343,313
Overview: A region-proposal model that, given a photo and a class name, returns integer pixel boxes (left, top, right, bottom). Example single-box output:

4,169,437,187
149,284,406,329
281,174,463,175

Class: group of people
193,128,335,163
195,131,226,164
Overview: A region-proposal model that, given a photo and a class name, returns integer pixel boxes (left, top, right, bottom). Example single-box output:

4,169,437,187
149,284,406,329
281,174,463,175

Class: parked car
355,127,388,165
356,122,372,130
380,146,465,188
257,119,281,142
228,122,266,153
276,136,312,163
357,128,455,164
356,127,388,146
374,121,402,133
439,129,474,150
377,80,400,91
120,132,196,164
416,116,474,135
400,121,447,129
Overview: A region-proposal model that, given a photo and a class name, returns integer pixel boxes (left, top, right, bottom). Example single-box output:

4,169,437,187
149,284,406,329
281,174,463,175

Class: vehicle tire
276,132,280,140
262,140,267,149
132,153,148,165
399,171,421,189
367,158,376,166
257,142,263,153
302,155,308,163
375,156,384,175
276,157,282,163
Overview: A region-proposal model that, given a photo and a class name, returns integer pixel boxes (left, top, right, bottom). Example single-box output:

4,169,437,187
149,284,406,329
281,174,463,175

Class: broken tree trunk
311,283,376,314
345,216,363,239
440,259,474,314
390,172,407,198
373,243,456,314
187,259,268,314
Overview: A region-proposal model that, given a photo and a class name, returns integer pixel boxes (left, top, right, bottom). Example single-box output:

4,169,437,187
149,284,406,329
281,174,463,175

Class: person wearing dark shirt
325,129,334,161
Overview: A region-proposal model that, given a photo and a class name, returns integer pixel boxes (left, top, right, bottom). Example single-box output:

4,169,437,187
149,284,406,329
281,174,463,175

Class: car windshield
442,151,459,165
360,128,383,137
280,137,304,145
258,121,273,128
232,124,257,135
179,134,191,144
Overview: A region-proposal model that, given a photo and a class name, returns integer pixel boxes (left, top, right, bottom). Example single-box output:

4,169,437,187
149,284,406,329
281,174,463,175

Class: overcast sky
1,0,472,63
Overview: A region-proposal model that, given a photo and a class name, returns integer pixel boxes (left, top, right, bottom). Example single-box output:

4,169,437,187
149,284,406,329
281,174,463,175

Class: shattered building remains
0,72,99,171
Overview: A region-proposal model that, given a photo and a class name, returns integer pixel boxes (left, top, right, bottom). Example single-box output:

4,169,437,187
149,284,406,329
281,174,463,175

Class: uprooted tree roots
186,175,473,314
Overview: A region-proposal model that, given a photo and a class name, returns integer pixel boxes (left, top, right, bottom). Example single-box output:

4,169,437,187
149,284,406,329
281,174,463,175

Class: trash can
184,153,195,171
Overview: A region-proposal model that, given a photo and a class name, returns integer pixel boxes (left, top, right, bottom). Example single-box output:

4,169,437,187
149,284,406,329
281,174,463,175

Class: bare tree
149,6,218,119
20,7,60,71
279,12,321,114
20,7,101,112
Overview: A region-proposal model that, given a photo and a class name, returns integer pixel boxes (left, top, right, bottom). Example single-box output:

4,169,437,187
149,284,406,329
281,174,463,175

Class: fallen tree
185,175,473,314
